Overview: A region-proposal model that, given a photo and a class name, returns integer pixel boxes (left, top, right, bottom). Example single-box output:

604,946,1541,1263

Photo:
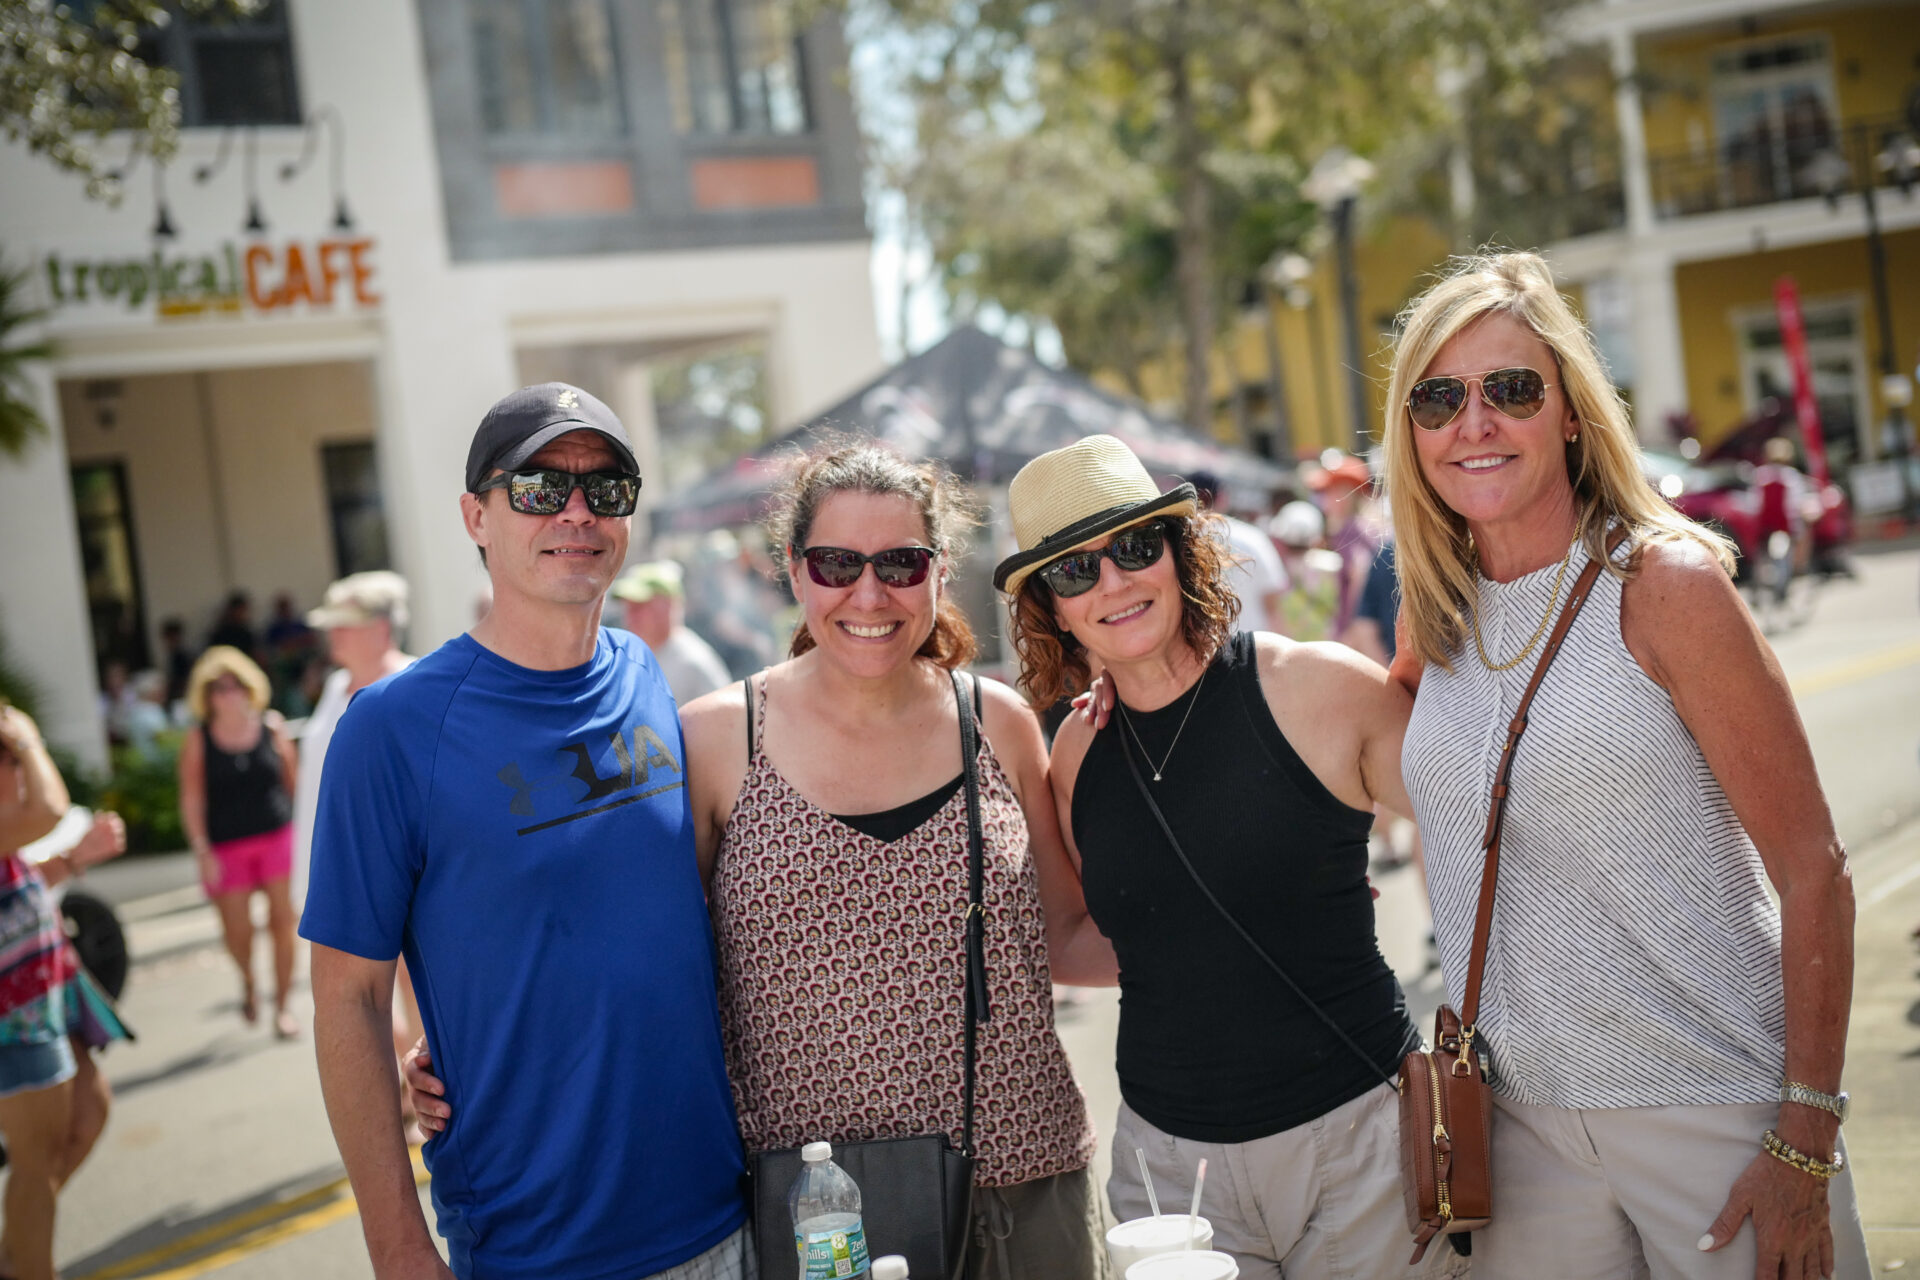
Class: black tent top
653,325,1293,536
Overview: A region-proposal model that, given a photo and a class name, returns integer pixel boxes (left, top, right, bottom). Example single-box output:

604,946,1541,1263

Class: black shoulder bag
748,669,987,1280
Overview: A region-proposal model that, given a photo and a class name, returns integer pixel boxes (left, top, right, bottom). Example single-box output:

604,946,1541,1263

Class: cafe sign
42,237,381,323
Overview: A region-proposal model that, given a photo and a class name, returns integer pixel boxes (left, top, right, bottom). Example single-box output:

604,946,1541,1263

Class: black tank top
202,723,292,844
1073,631,1418,1143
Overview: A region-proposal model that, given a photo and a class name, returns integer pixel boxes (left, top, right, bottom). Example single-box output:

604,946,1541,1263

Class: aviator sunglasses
1407,367,1553,431
474,468,642,517
796,544,939,589
1037,520,1170,599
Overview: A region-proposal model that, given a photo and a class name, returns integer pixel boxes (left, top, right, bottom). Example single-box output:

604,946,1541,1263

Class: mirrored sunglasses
474,469,641,517
1037,521,1170,599
1407,367,1552,431
797,544,938,589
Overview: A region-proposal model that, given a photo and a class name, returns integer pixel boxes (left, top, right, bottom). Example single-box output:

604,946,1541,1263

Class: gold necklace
1471,539,1577,672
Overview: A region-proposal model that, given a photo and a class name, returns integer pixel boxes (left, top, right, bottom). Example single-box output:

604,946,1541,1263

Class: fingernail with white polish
1696,1234,1715,1251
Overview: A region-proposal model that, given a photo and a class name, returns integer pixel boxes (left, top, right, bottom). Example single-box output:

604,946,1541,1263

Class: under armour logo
496,725,684,830
556,388,579,409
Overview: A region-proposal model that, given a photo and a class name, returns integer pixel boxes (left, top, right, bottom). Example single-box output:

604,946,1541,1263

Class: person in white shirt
294,571,421,1139
1186,471,1288,633
611,560,732,705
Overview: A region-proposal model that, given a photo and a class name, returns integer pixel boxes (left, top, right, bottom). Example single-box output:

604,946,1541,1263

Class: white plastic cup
1105,1215,1215,1274
1124,1249,1239,1280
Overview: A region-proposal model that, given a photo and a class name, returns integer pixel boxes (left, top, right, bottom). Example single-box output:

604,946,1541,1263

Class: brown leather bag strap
1458,530,1626,1029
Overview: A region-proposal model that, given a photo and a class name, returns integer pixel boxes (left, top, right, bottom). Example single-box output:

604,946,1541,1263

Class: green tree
0,258,52,460
851,0,1581,432
1,0,257,201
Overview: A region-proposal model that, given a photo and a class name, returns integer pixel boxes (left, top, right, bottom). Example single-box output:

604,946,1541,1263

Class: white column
610,360,661,559
0,365,107,771
1612,29,1657,236
1624,249,1690,443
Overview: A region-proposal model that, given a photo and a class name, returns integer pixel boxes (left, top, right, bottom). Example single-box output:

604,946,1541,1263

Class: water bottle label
795,1221,869,1278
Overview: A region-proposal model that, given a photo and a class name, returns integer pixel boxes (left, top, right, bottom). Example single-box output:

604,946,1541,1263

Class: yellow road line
74,1148,428,1280
1789,639,1920,698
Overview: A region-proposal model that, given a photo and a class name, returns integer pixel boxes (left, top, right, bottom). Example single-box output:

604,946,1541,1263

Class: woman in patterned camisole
680,442,1114,1279
1385,252,1868,1279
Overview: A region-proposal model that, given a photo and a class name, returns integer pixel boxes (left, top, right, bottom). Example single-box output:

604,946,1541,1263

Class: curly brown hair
1007,513,1241,707
764,436,981,670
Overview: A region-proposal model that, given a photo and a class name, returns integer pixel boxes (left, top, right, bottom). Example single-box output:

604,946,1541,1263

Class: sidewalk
1842,813,1920,1267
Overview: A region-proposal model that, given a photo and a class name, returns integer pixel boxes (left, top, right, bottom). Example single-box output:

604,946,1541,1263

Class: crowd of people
15,250,1872,1280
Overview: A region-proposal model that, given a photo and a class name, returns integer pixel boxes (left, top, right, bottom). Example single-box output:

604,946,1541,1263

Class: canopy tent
652,325,1292,536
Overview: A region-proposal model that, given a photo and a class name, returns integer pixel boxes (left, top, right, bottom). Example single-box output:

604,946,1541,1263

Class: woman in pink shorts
179,646,301,1038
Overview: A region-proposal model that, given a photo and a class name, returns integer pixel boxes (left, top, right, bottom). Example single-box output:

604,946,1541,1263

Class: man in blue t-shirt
302,384,749,1280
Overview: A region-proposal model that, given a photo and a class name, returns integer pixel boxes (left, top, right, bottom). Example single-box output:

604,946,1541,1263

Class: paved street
62,546,1920,1278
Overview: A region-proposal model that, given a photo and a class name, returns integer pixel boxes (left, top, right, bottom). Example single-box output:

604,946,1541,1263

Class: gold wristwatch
1780,1082,1849,1123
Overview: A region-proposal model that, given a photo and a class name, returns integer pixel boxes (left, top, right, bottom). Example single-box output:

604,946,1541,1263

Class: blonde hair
186,646,272,722
1383,251,1734,668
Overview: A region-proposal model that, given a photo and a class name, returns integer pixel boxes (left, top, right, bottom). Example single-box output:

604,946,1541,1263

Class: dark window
322,442,392,577
473,0,626,138
70,462,152,679
658,0,809,135
137,0,303,127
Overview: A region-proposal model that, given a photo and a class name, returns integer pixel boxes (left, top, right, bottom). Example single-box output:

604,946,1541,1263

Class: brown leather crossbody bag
1398,543,1613,1262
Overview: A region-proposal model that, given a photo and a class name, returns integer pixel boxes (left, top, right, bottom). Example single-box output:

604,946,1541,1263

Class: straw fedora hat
993,435,1197,596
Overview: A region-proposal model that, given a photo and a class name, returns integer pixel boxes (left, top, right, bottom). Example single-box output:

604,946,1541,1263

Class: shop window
1710,35,1839,205
1738,300,1867,470
473,0,626,138
658,0,810,136
134,0,303,127
322,442,392,577
70,462,152,679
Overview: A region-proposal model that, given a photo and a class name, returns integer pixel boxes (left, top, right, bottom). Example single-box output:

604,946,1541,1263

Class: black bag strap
1118,716,1398,1090
951,669,989,1158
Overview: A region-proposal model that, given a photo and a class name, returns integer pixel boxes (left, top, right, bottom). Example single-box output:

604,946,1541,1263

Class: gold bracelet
1762,1129,1843,1181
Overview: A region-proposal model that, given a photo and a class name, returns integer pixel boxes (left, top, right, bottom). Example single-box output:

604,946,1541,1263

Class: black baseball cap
464,382,638,492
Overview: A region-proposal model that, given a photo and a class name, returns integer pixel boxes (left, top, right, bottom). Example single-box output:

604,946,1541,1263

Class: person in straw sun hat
997,433,1444,1279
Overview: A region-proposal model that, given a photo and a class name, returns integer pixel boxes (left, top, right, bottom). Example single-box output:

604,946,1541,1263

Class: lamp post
1304,147,1376,454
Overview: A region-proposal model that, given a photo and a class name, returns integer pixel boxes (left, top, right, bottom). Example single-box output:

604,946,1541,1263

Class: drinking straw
1134,1147,1161,1220
1186,1158,1209,1251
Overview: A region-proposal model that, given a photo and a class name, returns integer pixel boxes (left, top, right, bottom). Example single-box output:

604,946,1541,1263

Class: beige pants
1473,1095,1871,1280
1109,1084,1455,1280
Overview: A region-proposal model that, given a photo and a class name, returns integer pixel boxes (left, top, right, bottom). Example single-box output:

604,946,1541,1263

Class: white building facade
0,0,883,767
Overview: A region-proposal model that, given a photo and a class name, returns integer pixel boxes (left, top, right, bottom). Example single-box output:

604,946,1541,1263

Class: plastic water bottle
872,1258,909,1280
790,1141,870,1279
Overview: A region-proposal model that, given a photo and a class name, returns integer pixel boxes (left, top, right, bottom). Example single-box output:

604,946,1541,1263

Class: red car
1642,448,1853,579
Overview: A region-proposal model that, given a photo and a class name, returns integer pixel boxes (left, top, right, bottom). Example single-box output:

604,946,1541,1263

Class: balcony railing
1648,110,1920,219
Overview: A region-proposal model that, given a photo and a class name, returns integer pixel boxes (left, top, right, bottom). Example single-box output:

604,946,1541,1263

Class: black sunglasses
1037,521,1170,599
474,468,642,517
795,544,938,589
1407,367,1553,431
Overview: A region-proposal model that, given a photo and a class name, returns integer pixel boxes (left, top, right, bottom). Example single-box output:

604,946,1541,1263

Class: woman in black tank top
179,646,301,1039
994,436,1438,1280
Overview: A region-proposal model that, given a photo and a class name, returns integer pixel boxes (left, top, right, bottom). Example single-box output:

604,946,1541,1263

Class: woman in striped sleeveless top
1384,252,1869,1279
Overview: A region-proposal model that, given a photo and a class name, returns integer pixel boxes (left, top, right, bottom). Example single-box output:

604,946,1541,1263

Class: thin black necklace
1117,667,1207,783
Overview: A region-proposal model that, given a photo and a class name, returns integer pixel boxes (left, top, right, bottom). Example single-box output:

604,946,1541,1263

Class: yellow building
1191,0,1920,518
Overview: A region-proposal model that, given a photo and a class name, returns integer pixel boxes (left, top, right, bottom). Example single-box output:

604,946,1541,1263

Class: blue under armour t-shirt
301,628,746,1280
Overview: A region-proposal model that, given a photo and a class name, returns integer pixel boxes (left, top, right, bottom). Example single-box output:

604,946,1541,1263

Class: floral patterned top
710,674,1095,1188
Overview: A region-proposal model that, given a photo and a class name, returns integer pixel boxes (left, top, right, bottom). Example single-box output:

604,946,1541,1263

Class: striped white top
1403,534,1786,1109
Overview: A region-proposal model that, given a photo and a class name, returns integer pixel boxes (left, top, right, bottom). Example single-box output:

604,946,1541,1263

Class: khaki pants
968,1165,1110,1280
1109,1084,1455,1280
1473,1095,1871,1280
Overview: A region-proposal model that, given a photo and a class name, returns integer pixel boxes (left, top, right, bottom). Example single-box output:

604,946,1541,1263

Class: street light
1303,147,1376,454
